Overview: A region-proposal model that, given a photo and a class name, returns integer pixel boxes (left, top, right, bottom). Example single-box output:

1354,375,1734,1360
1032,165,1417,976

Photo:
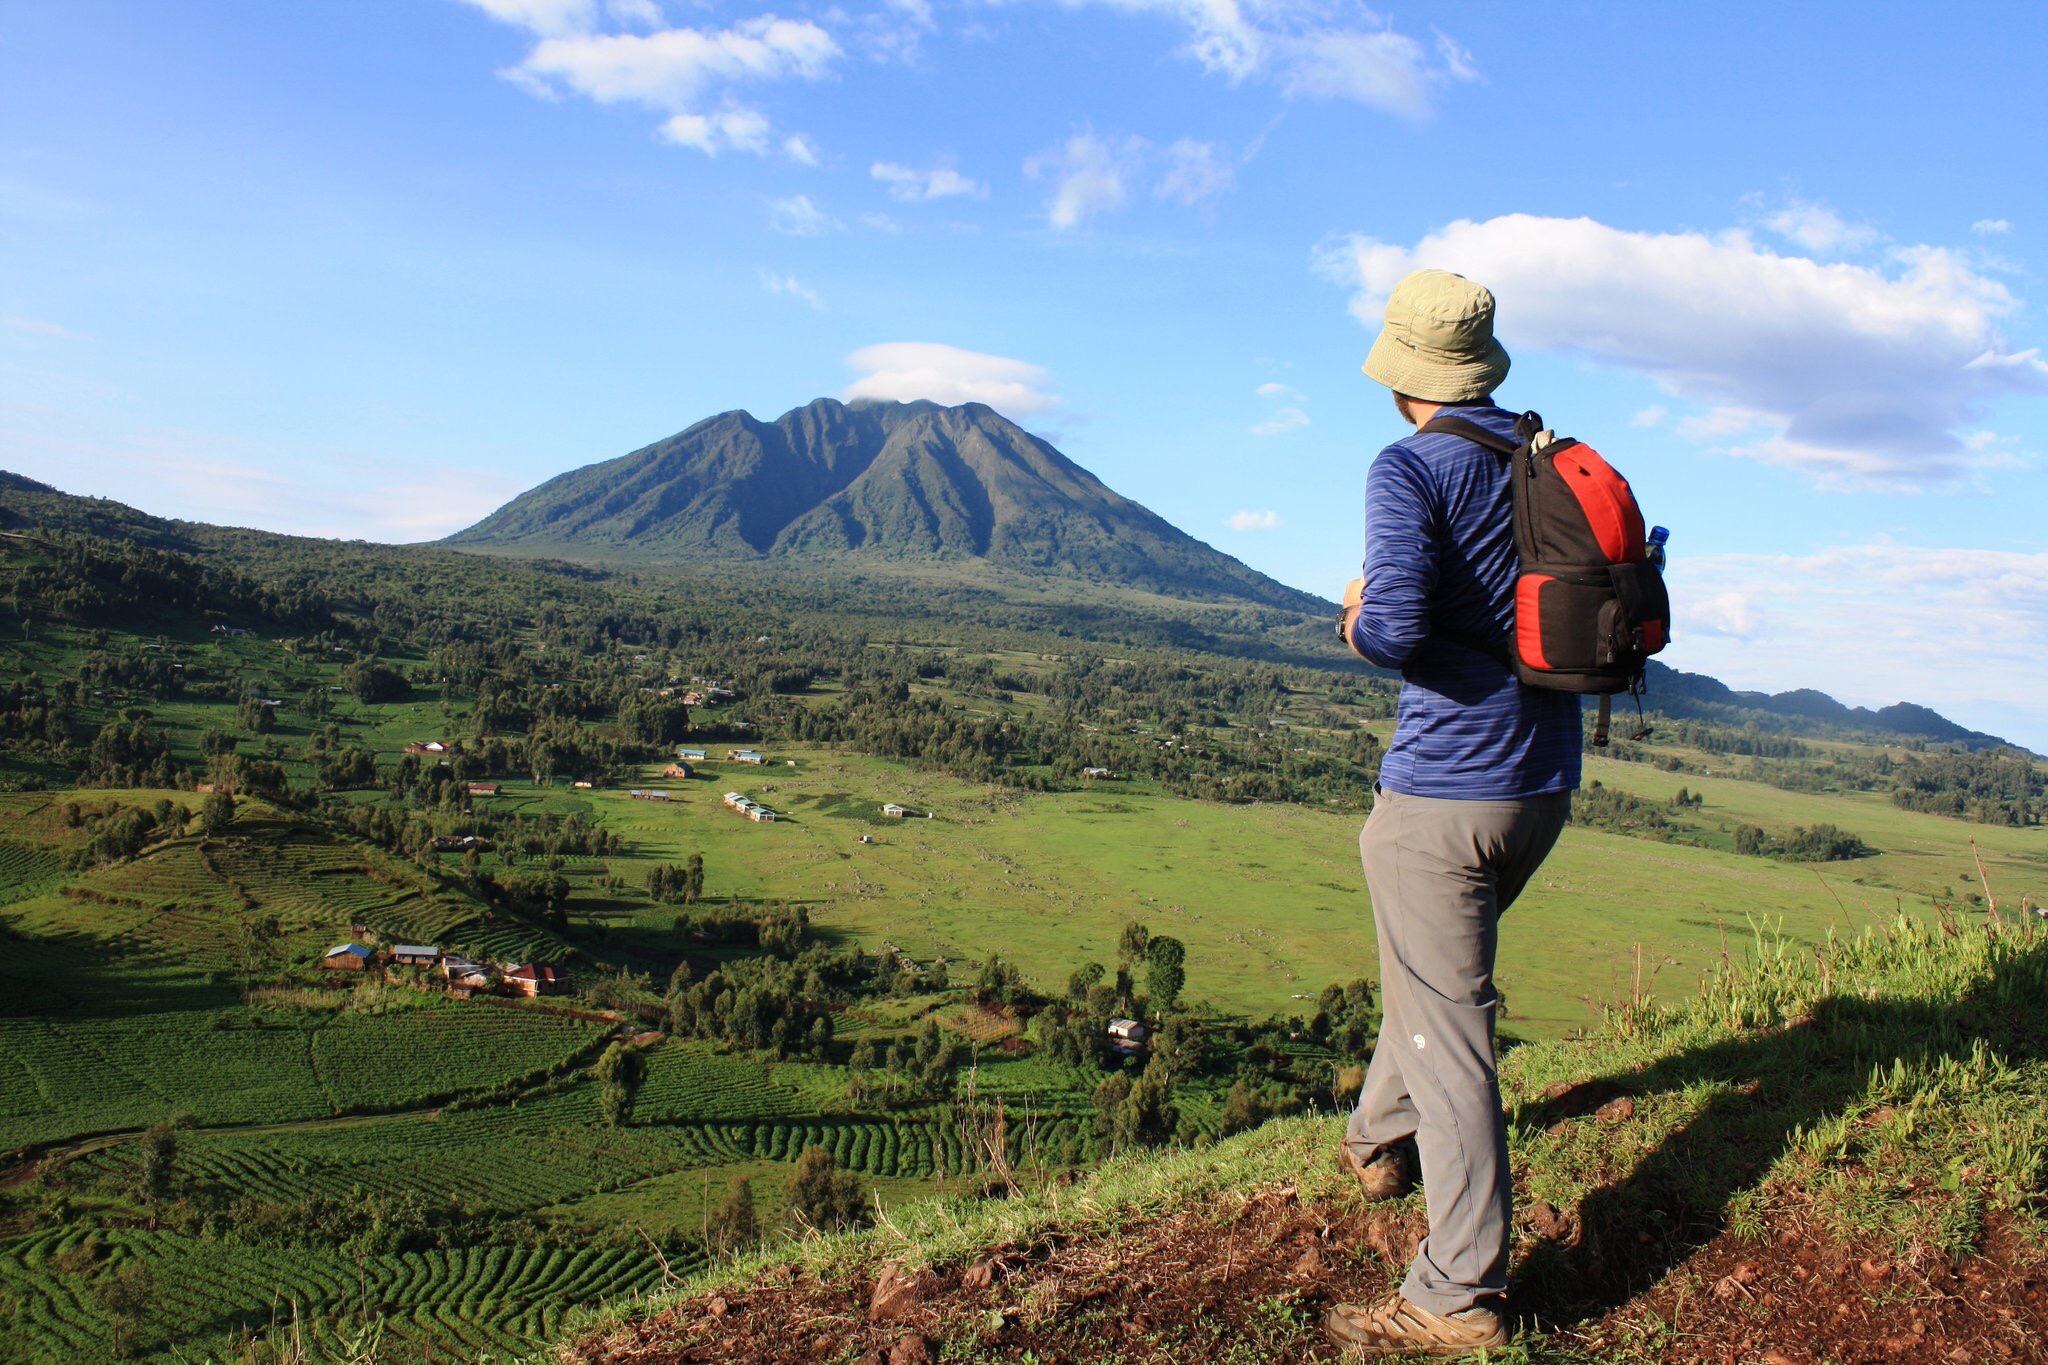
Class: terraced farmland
0,990,606,1154
0,1224,669,1364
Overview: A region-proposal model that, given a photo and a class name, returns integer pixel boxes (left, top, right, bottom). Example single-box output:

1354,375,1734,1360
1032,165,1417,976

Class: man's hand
1338,577,1372,660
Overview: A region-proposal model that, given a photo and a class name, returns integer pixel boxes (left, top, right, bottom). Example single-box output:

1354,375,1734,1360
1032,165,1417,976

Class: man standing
1328,269,1580,1356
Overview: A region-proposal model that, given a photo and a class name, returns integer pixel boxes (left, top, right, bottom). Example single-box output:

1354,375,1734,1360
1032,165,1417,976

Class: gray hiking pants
1343,784,1570,1316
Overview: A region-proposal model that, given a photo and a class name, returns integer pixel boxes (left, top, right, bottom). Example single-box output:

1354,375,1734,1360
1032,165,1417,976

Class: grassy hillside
1,509,2043,1362
564,912,2048,1363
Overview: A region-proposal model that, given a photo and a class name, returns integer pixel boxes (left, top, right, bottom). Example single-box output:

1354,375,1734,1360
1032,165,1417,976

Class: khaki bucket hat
1361,269,1510,403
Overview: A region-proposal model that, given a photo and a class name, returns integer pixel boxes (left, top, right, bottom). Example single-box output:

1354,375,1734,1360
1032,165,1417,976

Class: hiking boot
1337,1139,1414,1201
1324,1295,1508,1357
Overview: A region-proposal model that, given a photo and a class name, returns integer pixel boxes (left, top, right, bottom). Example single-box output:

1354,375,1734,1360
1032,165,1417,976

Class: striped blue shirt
1348,402,1582,800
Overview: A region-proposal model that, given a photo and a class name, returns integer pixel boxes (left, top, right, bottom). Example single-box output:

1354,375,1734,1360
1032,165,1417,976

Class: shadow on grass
1511,923,2048,1325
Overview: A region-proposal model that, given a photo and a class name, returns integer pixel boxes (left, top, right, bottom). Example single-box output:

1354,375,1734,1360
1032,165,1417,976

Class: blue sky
4,2,2047,748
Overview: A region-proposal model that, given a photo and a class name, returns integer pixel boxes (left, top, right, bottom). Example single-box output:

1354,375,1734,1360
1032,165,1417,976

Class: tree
1145,935,1186,1011
137,1122,178,1214
235,913,281,1005
684,852,705,904
1067,962,1105,1002
786,1146,868,1232
201,786,235,836
1117,920,1151,967
99,1259,154,1360
595,1042,647,1127
707,1177,760,1255
1219,1078,1263,1136
1092,1073,1132,1145
1111,1057,1180,1153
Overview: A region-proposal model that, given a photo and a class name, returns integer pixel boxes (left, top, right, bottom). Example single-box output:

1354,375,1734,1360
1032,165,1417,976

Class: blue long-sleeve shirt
1348,402,1581,799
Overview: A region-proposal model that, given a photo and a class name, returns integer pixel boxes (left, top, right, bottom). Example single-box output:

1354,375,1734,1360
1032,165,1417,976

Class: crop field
2,575,2041,1363
0,1223,668,1364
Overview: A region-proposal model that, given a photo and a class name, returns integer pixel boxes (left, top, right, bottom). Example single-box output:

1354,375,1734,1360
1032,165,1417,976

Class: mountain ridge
444,397,1328,614
0,453,2022,754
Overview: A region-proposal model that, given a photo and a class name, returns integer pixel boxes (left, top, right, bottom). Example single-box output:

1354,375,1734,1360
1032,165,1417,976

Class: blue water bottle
1646,525,1669,572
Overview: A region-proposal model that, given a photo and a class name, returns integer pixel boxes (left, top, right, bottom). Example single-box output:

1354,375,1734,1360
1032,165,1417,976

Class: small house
676,748,706,761
466,783,502,797
1083,767,1116,780
748,807,777,823
729,750,766,765
322,944,373,972
881,803,908,818
572,780,594,789
1107,1018,1148,1054
663,762,694,779
403,741,450,756
504,964,570,997
392,944,440,967
629,788,672,802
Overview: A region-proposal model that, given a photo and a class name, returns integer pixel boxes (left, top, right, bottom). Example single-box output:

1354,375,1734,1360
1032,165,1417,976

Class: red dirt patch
567,1186,1424,1364
1564,1215,2048,1363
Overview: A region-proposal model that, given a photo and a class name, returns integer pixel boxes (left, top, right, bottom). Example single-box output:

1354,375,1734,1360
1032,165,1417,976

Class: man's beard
1393,393,1418,426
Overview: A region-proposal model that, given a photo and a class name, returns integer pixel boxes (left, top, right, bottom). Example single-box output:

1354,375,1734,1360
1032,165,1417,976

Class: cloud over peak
842,342,1060,415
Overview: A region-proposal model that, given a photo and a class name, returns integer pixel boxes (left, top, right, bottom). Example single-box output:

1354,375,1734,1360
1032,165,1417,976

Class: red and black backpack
1419,410,1671,745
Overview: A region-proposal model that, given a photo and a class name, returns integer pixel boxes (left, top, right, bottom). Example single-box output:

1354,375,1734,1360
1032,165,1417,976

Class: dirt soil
566,1187,2048,1364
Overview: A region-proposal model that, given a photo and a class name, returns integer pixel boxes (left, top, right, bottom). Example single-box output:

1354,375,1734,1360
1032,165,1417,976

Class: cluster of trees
846,1020,959,1104
1569,780,1682,840
78,714,178,788
1733,822,1870,862
4,531,338,635
646,855,705,905
664,945,862,1060
58,797,190,866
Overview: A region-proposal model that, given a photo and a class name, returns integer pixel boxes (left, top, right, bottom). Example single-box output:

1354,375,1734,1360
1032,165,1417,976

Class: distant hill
0,460,2023,753
444,398,1326,613
1647,663,2009,749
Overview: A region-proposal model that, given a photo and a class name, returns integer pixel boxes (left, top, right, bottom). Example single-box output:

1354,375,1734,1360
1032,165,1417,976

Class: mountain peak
446,398,1324,612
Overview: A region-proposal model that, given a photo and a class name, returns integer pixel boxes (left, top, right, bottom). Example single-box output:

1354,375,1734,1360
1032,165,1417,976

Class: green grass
562,913,2048,1364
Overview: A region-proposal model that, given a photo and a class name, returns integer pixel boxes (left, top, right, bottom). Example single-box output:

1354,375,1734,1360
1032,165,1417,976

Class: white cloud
0,416,527,542
1025,132,1136,229
1314,212,2048,488
1250,407,1309,436
760,270,823,309
1433,28,1479,83
1671,541,2048,743
1630,405,1666,429
606,0,662,27
461,0,603,38
512,17,838,105
1685,590,1763,639
1154,139,1233,205
1228,509,1283,531
769,194,838,235
660,103,772,155
1065,2,1469,120
842,342,1059,415
471,8,839,156
871,161,989,202
1256,381,1300,399
1973,218,2012,236
1757,198,1877,255
2,316,86,341
782,133,821,165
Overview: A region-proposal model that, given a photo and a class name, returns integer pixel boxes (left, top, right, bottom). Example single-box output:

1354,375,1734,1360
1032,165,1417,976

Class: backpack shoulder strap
1416,414,1518,458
